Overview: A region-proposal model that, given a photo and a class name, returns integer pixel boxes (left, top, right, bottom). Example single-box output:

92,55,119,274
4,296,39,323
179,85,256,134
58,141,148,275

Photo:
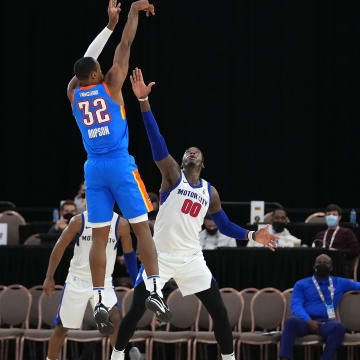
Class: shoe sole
94,308,115,336
145,298,172,322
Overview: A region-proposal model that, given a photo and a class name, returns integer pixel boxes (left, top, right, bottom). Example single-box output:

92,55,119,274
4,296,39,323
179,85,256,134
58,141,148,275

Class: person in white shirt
199,215,237,249
43,211,138,360
247,208,301,248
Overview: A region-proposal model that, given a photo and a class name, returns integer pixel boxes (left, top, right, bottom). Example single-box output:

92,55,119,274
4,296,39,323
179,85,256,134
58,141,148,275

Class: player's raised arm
43,215,83,295
67,0,121,101
208,186,279,251
105,0,155,94
130,67,181,191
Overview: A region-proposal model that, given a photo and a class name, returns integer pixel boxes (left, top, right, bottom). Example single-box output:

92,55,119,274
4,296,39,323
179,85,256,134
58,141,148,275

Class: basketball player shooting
110,68,279,360
66,1,170,336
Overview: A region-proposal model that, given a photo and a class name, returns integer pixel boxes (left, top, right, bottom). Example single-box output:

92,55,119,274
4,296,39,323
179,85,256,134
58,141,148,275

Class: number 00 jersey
68,211,120,281
72,82,128,157
154,171,211,253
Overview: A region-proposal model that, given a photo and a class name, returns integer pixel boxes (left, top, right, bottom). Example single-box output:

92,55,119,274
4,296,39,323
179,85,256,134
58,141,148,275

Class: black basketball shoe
93,302,114,335
145,292,172,322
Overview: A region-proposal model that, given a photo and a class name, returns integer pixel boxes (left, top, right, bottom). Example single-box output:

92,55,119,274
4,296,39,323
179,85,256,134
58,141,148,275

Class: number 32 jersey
154,171,211,253
72,82,128,156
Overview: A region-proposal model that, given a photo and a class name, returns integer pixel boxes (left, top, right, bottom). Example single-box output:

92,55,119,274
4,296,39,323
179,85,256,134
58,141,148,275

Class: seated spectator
199,215,237,249
48,200,77,235
312,203,360,278
313,204,359,256
74,181,86,214
148,192,159,212
247,208,301,247
280,254,360,360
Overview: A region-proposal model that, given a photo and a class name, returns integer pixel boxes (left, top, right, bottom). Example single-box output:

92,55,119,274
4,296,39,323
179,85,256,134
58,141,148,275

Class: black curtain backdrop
1,1,359,210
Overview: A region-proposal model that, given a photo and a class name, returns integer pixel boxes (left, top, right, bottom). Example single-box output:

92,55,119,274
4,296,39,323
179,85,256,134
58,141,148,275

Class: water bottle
52,208,59,222
350,208,357,224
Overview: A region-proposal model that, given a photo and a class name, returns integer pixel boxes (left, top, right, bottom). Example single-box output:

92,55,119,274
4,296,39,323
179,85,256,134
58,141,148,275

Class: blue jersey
72,82,128,157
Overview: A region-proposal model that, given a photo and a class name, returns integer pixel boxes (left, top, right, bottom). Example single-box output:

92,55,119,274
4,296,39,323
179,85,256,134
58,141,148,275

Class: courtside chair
193,288,243,360
0,284,32,360
337,290,360,360
19,285,63,360
240,287,286,360
305,212,326,224
116,289,154,360
353,256,360,282
149,288,201,360
114,286,131,322
63,301,107,360
236,288,258,359
0,210,26,245
0,285,7,360
282,288,324,360
27,285,44,360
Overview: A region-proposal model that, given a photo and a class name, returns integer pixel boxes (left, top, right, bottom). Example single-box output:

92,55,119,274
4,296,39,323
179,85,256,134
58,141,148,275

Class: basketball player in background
110,69,279,360
66,0,170,335
43,210,138,360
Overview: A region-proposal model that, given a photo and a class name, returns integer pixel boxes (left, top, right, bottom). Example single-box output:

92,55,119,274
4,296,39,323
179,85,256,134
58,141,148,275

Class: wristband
138,96,148,102
248,231,256,242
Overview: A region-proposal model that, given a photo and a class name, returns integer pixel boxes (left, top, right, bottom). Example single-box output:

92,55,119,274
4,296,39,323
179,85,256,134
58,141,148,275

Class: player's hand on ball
130,67,155,99
254,225,279,252
43,276,55,296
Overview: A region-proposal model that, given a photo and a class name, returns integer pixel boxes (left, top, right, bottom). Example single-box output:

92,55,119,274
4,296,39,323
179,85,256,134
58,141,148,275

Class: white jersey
68,211,119,281
154,171,211,253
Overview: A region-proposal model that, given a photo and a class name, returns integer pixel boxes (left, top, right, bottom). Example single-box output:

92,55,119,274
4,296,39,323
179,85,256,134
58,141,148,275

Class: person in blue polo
280,253,360,360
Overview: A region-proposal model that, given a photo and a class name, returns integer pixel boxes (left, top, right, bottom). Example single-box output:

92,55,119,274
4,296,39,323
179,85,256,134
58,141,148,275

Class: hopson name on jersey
80,90,99,97
81,235,116,244
177,188,208,206
88,126,110,138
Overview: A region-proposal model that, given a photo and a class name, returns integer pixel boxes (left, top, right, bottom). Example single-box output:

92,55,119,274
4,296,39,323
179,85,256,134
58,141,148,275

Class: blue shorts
84,153,153,223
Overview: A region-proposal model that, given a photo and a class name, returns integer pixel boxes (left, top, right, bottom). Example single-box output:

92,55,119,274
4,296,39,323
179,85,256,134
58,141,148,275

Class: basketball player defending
66,1,169,335
43,210,137,360
110,69,279,359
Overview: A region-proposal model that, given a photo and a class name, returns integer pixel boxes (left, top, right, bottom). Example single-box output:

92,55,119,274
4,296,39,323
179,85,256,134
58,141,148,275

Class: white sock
221,352,235,360
111,348,125,360
93,287,105,304
146,275,163,297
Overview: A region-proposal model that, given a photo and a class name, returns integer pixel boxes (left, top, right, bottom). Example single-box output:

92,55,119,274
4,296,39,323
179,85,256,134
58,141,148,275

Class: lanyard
322,226,339,248
312,276,334,305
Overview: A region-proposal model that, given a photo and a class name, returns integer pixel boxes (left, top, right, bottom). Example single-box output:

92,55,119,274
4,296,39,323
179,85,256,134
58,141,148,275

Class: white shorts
137,250,213,296
55,274,118,329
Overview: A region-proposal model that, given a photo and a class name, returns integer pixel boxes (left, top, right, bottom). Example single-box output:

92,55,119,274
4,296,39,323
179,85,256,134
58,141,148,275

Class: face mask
206,228,218,236
272,222,286,233
314,264,331,277
326,215,338,227
63,213,74,222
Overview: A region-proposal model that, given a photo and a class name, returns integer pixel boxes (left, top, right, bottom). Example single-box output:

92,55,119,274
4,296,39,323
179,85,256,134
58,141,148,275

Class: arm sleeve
210,209,247,240
84,27,113,59
123,250,138,285
141,110,169,161
291,282,311,321
339,277,360,292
